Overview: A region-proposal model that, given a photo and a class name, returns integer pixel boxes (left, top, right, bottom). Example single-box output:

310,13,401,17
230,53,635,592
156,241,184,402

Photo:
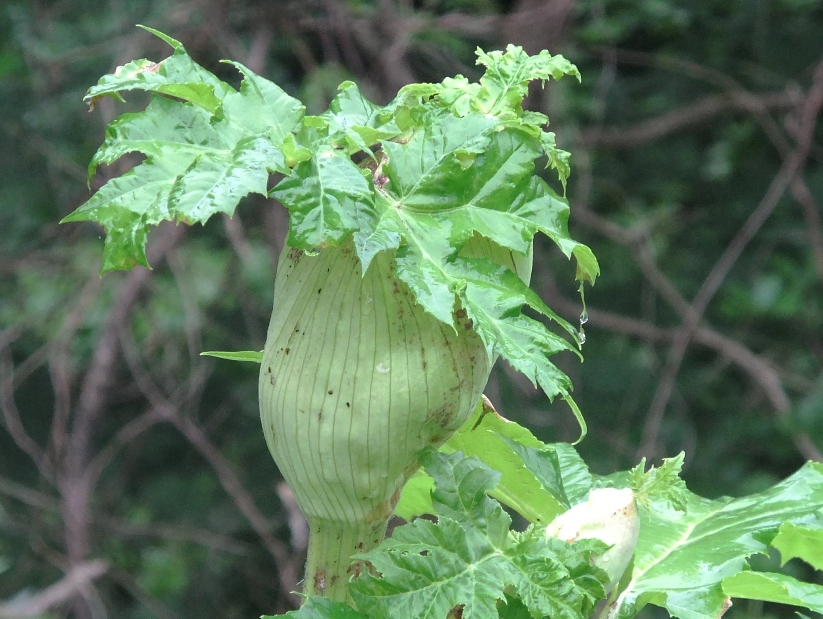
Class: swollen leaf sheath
260,241,493,523
259,236,530,599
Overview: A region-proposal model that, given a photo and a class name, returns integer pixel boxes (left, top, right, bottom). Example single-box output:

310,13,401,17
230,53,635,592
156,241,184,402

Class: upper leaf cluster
64,28,599,417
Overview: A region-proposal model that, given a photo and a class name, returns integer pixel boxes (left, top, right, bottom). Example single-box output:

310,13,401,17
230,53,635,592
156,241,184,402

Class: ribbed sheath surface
259,241,492,524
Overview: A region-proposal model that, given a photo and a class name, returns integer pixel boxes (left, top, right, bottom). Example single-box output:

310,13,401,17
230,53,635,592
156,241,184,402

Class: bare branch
545,291,823,462
0,476,59,511
59,223,184,619
276,481,309,552
638,55,823,459
791,178,823,287
104,568,179,619
0,347,52,480
579,91,798,149
94,515,253,556
0,561,108,619
116,327,300,606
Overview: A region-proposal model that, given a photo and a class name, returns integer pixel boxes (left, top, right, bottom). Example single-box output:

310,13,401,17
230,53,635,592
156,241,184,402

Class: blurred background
1,0,822,617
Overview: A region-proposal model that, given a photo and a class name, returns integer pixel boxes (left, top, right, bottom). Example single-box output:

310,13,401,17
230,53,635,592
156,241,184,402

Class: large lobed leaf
609,461,823,619
350,448,607,619
396,397,592,525
399,412,823,619
271,416,823,619
63,30,304,272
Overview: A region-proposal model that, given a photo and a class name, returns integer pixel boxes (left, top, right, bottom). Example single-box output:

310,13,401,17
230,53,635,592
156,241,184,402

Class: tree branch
0,561,108,619
579,91,798,149
116,327,301,607
639,56,823,458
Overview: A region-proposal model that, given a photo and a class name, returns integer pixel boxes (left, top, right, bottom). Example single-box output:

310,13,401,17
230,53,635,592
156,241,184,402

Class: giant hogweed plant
64,27,823,619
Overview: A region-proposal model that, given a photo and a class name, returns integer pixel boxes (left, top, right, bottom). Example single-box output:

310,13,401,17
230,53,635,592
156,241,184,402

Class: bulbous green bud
546,487,640,592
259,242,488,524
259,235,531,599
260,236,530,524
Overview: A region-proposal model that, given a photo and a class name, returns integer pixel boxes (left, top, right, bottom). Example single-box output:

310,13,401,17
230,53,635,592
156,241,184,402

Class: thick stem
303,516,389,603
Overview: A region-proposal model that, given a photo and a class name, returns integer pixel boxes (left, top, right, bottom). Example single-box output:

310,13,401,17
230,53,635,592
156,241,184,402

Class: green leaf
397,399,593,524
270,596,370,619
271,147,377,250
200,350,263,363
352,449,606,619
474,44,580,118
220,61,305,141
64,129,282,270
573,245,600,286
444,399,573,524
498,437,592,512
627,452,690,511
86,96,230,180
451,258,585,436
610,462,823,619
322,81,404,153
380,113,496,211
168,135,284,223
64,39,304,273
85,28,231,112
722,571,823,613
68,34,596,419
771,522,823,570
62,157,188,270
393,468,435,521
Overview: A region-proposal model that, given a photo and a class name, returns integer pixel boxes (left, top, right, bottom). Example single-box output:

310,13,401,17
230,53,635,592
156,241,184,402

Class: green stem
303,516,390,604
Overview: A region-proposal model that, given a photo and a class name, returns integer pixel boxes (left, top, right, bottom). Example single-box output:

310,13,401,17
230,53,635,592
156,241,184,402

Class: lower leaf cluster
274,449,608,619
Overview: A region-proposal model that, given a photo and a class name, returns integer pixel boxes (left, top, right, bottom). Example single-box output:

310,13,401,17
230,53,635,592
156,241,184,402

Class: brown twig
0,476,59,511
47,268,103,479
0,560,108,619
638,57,823,459
0,347,53,480
117,326,300,607
59,223,184,619
579,91,798,149
791,178,823,287
95,515,253,556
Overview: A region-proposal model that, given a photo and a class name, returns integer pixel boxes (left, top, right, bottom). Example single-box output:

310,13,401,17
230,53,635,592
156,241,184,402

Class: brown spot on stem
426,402,456,429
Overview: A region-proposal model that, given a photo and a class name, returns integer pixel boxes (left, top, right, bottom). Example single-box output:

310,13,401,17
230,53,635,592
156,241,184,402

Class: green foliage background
0,1,821,618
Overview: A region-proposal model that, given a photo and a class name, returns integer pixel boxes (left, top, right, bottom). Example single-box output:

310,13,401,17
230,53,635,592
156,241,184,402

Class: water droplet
305,247,321,257
579,309,589,325
578,328,587,345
